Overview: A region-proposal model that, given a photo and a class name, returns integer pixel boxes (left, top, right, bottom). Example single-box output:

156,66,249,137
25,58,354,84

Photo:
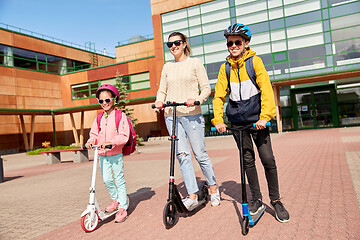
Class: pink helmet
96,84,120,103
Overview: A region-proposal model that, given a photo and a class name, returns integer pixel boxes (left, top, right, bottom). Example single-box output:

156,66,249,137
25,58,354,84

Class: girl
85,84,130,223
154,32,220,209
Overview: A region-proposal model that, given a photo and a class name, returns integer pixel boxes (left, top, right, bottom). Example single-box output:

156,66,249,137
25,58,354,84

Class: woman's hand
154,101,164,109
215,122,227,133
186,98,196,107
85,142,93,149
254,119,268,130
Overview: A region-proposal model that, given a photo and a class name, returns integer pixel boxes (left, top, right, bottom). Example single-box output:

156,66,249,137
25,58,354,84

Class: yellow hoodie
211,48,275,126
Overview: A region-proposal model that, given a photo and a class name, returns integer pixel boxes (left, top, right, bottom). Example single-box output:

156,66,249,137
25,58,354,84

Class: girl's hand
215,122,227,133
186,98,196,107
100,142,112,149
154,101,164,109
255,119,268,130
85,143,93,149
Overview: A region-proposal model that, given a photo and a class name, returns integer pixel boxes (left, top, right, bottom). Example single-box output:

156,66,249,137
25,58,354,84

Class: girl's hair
168,32,191,56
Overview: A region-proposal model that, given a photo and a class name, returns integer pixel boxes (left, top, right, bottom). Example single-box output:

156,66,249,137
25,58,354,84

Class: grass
26,146,82,155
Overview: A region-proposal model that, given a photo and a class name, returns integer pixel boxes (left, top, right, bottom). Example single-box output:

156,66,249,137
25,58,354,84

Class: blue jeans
99,153,128,210
165,114,217,195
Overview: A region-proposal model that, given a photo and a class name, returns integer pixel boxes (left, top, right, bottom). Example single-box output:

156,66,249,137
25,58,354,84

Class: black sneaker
271,200,290,223
249,199,265,215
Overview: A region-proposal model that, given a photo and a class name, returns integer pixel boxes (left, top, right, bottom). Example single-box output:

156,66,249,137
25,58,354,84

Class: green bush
26,146,82,155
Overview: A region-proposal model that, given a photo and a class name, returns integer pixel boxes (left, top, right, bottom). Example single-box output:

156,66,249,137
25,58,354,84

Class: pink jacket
87,110,130,156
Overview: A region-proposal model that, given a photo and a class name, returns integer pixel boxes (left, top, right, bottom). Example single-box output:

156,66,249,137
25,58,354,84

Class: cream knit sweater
156,57,211,117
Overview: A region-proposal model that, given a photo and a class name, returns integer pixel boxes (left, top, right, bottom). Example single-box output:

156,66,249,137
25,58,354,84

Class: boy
212,23,289,223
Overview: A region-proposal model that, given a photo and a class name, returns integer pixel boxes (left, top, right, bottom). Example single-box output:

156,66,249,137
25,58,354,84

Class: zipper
236,62,242,101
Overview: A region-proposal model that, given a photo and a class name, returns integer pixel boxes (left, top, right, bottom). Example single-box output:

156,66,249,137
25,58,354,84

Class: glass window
285,10,321,27
189,16,201,27
188,5,200,16
268,0,283,9
72,83,90,99
205,51,228,64
286,22,323,39
237,12,268,25
201,9,230,24
287,33,324,50
251,43,271,54
189,26,202,37
13,48,37,70
333,38,360,55
202,30,224,44
289,45,325,61
322,9,329,19
47,55,62,73
204,41,227,54
162,19,188,33
332,26,360,42
201,0,229,13
202,19,230,34
249,32,270,45
191,45,204,56
162,8,187,23
206,61,223,75
284,1,320,17
235,1,267,14
334,51,360,66
273,52,288,62
189,35,203,46
289,57,325,73
272,41,287,52
248,21,269,33
258,53,273,65
330,13,360,30
329,1,360,18
269,18,285,30
271,29,286,41
274,62,289,74
269,8,284,20
0,45,13,66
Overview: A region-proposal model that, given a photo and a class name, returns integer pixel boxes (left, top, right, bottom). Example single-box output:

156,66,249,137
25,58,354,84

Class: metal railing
0,22,116,58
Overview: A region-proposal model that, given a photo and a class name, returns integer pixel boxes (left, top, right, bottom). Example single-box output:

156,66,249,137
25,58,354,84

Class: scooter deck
187,198,208,212
98,210,118,220
249,205,266,225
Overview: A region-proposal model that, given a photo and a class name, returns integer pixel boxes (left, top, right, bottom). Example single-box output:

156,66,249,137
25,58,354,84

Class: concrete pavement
0,127,359,239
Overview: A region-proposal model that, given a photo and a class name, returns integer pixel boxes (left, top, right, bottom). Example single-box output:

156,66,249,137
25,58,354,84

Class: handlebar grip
151,104,156,109
211,127,217,131
194,101,200,106
104,144,112,149
253,122,271,127
82,144,87,150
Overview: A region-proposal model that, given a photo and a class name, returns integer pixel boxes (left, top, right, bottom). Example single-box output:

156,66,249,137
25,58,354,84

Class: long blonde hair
168,32,191,56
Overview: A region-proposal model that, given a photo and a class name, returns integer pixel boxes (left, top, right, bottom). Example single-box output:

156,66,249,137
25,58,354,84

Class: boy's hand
215,122,227,133
255,119,268,130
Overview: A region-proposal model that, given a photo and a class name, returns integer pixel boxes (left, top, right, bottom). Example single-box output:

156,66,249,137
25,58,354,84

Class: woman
154,32,220,208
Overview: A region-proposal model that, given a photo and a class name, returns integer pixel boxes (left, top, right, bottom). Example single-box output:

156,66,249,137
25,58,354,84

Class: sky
0,0,153,56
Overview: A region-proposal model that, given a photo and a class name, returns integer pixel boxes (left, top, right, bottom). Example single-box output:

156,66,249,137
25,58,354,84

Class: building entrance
291,85,339,130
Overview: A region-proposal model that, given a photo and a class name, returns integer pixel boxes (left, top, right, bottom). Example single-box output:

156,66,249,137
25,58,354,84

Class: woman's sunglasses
166,40,183,48
226,40,243,48
98,98,114,104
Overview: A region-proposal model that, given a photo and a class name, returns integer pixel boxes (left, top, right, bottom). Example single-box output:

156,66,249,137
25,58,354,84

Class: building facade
0,0,359,153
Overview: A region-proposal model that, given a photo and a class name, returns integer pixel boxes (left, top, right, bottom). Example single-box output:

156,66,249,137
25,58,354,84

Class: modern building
0,0,359,153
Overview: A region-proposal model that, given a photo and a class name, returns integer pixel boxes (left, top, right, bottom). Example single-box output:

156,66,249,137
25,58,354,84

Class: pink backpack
96,110,137,155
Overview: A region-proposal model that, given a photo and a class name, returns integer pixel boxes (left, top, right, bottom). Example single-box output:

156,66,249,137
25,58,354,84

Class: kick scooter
212,122,270,235
80,144,117,232
152,101,209,229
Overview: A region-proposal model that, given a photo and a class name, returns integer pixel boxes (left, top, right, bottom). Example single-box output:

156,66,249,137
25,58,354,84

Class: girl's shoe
115,208,128,223
210,190,220,206
105,200,119,213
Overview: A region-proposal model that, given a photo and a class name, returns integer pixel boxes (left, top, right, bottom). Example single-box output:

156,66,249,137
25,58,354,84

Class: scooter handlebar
151,101,200,109
82,144,112,149
210,122,271,132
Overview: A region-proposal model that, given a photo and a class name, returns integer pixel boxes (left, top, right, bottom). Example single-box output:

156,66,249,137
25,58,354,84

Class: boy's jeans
165,114,217,195
99,153,128,210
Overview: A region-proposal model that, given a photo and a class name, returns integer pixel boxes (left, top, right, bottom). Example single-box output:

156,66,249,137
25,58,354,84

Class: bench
40,149,89,164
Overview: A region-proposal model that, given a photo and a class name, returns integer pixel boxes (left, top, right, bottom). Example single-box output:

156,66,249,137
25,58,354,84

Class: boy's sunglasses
98,98,114,104
226,40,243,48
166,40,183,48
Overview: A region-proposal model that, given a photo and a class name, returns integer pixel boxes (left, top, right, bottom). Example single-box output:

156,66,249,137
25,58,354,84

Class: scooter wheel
81,212,99,232
241,217,249,236
163,201,178,229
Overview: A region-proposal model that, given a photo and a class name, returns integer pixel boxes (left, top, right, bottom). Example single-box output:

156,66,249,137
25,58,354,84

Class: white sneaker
211,190,220,206
182,196,198,209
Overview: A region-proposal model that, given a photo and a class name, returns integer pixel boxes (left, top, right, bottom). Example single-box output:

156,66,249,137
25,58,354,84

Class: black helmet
224,23,251,41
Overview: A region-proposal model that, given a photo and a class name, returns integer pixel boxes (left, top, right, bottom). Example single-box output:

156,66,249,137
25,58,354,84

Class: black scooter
152,101,209,229
212,122,270,235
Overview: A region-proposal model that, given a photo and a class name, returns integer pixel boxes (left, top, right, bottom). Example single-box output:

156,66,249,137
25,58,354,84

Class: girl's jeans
231,124,280,201
165,114,217,195
99,153,128,210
